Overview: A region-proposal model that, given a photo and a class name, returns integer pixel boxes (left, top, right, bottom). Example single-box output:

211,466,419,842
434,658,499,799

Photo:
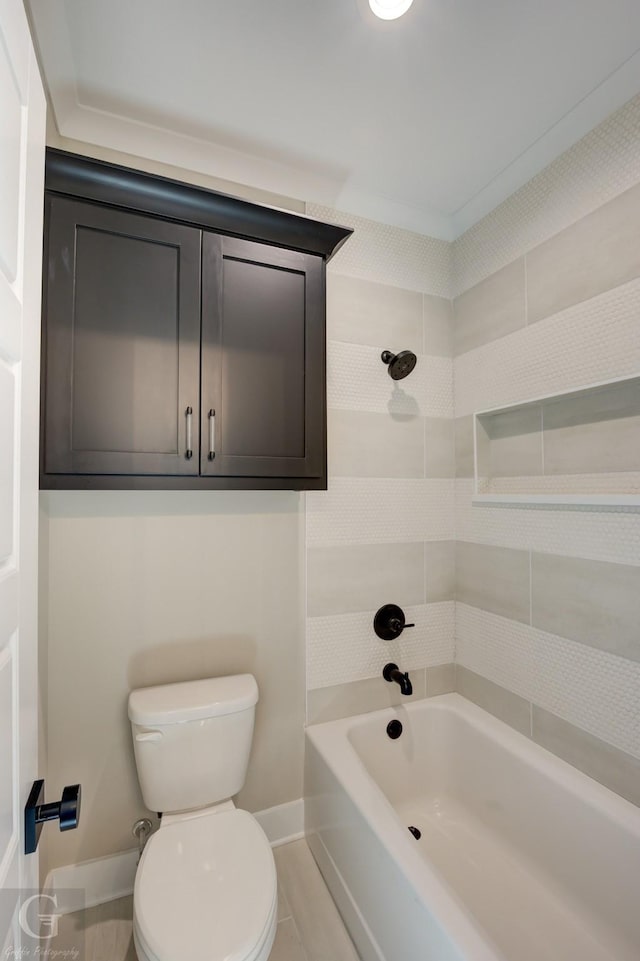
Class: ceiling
26,0,640,239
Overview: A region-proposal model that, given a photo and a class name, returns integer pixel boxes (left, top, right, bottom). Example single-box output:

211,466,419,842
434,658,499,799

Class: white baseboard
45,798,304,912
254,798,305,847
44,848,139,915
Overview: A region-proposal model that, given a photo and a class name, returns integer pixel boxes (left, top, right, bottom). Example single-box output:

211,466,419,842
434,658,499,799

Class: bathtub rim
307,693,640,834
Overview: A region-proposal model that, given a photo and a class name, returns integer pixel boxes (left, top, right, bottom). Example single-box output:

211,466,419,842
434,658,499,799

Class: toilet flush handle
135,730,163,742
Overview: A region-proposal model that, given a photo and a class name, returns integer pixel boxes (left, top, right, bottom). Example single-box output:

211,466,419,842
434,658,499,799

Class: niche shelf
471,374,640,509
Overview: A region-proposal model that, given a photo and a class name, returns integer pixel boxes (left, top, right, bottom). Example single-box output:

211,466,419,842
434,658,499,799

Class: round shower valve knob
374,604,415,640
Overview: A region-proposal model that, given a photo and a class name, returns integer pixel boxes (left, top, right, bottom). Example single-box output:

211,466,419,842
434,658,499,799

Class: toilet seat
133,808,277,961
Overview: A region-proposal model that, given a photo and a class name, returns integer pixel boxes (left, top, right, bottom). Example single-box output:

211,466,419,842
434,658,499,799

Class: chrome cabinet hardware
208,409,216,460
185,406,193,459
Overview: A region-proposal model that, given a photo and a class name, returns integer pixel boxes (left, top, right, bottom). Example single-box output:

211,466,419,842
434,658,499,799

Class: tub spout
383,662,413,695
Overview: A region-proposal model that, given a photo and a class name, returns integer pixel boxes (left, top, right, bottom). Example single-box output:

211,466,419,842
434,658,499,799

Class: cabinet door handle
208,409,216,460
185,406,193,459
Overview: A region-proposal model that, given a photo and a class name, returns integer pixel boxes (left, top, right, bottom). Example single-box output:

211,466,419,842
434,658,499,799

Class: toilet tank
128,675,258,814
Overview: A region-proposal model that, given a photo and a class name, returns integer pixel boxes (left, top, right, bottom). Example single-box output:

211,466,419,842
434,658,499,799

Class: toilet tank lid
128,675,258,726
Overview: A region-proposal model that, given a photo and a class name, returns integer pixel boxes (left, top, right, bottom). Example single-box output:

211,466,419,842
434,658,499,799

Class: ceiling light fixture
368,0,414,20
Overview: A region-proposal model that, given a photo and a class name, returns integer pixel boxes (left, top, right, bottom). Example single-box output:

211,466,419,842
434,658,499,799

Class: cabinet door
201,234,325,479
43,197,201,476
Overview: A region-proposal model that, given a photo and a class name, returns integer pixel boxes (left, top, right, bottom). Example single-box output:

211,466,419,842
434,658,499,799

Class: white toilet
128,674,277,961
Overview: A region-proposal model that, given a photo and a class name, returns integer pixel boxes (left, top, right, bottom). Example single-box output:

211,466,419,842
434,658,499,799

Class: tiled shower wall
304,94,640,807
304,208,456,723
452,93,640,805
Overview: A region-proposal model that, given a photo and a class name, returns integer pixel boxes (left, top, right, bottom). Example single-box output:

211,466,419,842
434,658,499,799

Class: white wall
42,491,304,872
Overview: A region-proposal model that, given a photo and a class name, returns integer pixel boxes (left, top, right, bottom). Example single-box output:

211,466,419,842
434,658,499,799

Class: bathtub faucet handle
383,662,413,696
374,604,414,640
391,618,414,632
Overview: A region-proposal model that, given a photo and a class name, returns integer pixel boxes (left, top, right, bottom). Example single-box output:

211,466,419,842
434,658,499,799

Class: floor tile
269,918,308,961
53,896,136,961
275,840,360,961
278,882,293,922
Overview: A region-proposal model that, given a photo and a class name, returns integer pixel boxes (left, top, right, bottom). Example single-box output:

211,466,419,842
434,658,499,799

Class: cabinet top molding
44,149,353,261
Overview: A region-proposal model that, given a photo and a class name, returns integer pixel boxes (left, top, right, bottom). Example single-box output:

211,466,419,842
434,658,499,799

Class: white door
0,0,46,951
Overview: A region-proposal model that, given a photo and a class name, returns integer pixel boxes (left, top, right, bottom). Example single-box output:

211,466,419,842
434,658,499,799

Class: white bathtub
304,693,640,961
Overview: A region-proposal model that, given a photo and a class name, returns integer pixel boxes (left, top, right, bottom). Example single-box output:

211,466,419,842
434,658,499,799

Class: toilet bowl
133,807,277,961
128,675,277,961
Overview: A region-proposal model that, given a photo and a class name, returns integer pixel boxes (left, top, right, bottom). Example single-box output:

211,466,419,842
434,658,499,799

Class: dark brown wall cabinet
40,150,351,490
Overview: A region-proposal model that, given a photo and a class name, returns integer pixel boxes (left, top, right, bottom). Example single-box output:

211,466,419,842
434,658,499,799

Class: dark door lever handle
25,780,81,855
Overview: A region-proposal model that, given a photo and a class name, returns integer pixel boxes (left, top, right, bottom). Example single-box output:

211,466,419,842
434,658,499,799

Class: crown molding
452,49,640,237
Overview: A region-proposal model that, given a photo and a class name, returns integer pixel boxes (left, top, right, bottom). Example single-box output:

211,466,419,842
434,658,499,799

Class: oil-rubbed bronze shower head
381,349,417,380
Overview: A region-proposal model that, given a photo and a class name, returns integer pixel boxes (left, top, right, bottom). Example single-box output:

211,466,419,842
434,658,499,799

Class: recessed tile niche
473,376,640,507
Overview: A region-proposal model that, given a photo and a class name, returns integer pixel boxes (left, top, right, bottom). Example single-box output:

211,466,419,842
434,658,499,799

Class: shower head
381,349,417,380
